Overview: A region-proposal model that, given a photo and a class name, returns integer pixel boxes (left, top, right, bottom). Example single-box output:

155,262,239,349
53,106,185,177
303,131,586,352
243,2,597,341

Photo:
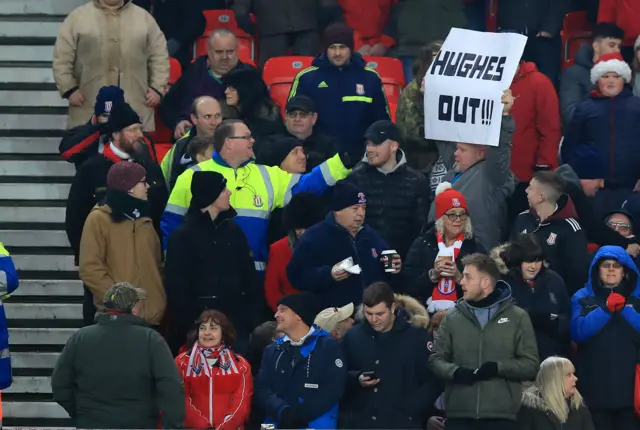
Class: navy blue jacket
507,268,571,361
570,246,640,409
288,53,390,153
562,87,640,188
287,212,392,309
254,327,346,429
341,306,441,429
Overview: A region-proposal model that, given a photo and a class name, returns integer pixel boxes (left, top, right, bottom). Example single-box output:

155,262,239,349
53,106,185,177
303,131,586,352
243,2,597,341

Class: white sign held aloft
424,28,526,146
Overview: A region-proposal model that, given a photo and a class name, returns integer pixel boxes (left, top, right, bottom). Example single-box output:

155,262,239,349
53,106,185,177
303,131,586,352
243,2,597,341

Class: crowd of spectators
11,0,638,428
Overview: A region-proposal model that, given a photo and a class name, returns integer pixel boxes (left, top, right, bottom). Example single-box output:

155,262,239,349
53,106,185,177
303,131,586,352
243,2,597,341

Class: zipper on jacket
476,330,483,418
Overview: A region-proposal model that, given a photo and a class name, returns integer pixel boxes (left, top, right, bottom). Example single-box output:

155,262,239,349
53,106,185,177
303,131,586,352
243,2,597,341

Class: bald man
161,96,223,190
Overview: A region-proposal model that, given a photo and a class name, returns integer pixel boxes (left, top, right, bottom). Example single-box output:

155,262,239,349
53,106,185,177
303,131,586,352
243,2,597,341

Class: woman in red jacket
175,310,253,430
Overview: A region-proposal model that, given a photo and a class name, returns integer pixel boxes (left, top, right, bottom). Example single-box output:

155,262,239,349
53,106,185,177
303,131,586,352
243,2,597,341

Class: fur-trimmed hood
355,294,430,329
490,243,549,276
521,387,547,411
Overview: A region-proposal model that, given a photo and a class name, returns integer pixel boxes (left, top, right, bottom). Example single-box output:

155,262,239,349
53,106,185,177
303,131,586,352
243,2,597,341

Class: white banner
424,28,526,146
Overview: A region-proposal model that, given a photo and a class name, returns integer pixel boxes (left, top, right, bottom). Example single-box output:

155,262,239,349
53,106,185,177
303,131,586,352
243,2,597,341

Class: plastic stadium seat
169,58,182,85
389,102,397,123
149,57,183,146
561,12,592,70
196,10,256,62
263,56,314,114
486,0,497,33
364,56,404,105
587,243,600,254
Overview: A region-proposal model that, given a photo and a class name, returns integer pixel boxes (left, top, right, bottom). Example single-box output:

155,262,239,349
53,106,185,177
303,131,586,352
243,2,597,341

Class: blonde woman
518,357,595,430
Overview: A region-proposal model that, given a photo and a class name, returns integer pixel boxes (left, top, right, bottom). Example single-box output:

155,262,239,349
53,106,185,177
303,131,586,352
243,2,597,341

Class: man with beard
428,90,516,251
66,102,168,326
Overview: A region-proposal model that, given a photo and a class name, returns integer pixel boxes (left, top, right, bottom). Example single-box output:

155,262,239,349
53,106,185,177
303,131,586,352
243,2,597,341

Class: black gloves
279,406,307,429
477,362,499,380
529,312,558,334
452,367,477,385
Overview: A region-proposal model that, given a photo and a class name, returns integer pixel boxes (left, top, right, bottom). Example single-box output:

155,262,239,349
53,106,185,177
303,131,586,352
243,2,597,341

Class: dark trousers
258,30,320,67
446,418,518,430
522,35,562,86
82,285,96,327
591,407,639,430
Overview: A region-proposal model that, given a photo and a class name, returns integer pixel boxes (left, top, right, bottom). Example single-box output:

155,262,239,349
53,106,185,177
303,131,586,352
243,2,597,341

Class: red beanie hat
435,182,468,219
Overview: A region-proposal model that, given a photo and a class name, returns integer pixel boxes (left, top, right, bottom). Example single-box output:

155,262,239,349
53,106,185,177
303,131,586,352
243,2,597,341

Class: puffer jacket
78,204,166,326
341,295,440,429
559,46,594,125
52,0,169,130
429,281,539,420
396,80,439,172
347,150,430,258
562,87,640,189
509,62,561,182
518,388,595,430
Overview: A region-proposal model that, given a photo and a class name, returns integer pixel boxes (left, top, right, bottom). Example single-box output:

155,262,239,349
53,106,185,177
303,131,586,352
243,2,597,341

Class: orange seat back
203,9,238,32
364,56,403,107
263,56,315,113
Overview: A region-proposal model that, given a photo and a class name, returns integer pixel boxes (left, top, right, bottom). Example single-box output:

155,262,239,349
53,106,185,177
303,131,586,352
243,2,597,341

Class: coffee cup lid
381,249,397,254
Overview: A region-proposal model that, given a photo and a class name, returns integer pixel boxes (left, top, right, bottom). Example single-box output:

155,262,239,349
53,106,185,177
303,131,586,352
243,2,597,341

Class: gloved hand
279,406,307,429
529,312,558,333
452,367,478,385
607,292,626,312
476,361,499,380
338,147,365,169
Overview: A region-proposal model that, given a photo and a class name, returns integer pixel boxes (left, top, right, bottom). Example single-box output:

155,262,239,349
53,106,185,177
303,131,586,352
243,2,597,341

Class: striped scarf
186,343,239,377
432,232,463,302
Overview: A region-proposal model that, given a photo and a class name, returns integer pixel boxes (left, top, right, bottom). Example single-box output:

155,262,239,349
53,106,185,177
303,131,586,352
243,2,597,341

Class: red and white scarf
186,343,239,377
428,232,464,313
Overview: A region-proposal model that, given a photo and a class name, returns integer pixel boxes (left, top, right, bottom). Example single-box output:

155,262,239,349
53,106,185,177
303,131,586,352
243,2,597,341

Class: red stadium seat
155,143,173,164
196,10,256,62
486,0,498,33
561,12,593,70
263,56,315,115
169,58,182,85
363,56,404,105
587,243,600,254
149,57,182,146
389,102,397,123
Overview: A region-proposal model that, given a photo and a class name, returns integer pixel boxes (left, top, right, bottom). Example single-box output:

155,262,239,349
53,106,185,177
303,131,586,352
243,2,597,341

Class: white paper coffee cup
381,250,397,272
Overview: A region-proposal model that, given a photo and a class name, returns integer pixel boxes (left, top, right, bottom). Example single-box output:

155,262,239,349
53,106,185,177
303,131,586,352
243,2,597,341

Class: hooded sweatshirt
559,45,595,125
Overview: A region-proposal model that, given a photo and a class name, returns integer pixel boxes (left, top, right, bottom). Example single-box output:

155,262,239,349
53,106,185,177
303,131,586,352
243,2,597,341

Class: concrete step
0,91,66,108
0,183,70,200
9,328,76,345
5,376,51,394
2,0,86,16
12,255,76,272
0,114,67,130
0,67,54,85
13,280,83,297
3,402,69,419
0,207,65,224
0,46,54,63
0,161,73,177
12,352,60,369
0,137,59,154
5,303,81,320
1,230,69,247
0,22,61,39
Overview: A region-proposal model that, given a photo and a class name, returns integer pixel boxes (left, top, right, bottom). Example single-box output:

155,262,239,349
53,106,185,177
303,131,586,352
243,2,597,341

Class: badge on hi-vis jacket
356,84,365,95
253,195,263,207
546,232,557,245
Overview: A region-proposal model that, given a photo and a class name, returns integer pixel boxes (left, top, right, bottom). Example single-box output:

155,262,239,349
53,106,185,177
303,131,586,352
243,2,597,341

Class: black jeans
446,418,518,430
82,285,97,326
522,35,562,86
591,407,639,430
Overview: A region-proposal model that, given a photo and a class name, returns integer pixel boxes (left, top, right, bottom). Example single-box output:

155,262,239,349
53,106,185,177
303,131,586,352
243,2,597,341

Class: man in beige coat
53,0,169,131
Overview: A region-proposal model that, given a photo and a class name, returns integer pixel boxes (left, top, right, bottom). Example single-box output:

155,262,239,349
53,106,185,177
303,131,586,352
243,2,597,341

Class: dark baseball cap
364,120,400,145
286,96,316,114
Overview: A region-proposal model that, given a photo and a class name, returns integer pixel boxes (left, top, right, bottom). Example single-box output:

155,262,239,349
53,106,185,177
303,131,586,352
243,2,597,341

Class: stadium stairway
0,0,86,427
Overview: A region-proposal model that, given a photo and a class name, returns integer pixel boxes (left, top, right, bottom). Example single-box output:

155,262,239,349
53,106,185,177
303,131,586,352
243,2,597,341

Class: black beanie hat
190,171,227,209
277,292,319,327
107,102,142,134
255,136,302,167
283,192,326,231
323,23,355,52
331,180,366,212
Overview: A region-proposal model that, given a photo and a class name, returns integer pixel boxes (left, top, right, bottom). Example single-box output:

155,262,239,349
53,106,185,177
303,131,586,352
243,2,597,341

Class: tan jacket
52,0,169,130
79,204,166,325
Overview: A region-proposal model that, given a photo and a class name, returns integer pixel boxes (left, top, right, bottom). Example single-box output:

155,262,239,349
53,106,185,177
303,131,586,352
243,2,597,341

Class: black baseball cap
364,120,400,145
286,96,316,114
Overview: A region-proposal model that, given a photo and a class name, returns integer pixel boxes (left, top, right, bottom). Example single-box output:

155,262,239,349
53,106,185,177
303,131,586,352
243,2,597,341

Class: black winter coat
341,298,441,429
65,151,168,261
403,227,483,302
506,268,571,360
347,150,430,259
164,208,260,347
133,0,205,51
518,391,595,430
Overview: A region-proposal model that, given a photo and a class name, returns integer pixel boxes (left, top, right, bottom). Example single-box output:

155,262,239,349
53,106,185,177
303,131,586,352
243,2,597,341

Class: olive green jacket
429,284,539,420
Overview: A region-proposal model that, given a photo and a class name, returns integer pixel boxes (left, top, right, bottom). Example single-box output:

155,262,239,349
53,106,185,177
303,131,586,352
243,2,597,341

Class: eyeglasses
286,111,312,119
444,212,468,221
600,261,623,270
229,134,253,141
607,221,631,231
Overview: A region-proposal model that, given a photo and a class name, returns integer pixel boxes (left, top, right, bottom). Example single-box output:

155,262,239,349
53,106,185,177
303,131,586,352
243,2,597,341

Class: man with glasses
162,119,355,287
604,209,635,239
512,170,590,295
